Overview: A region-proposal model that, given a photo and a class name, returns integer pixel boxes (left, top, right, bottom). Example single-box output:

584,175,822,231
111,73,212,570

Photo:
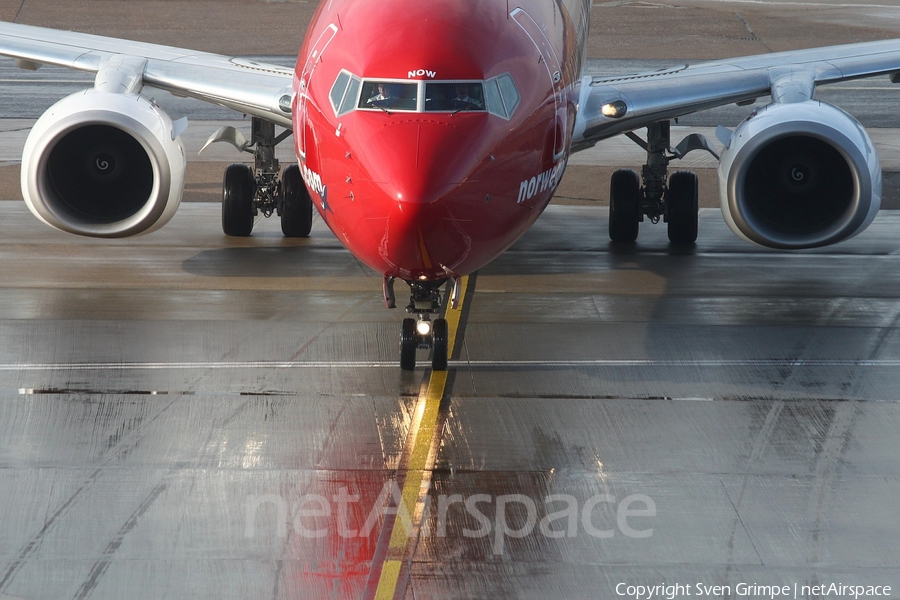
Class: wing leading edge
574,38,900,150
0,21,294,127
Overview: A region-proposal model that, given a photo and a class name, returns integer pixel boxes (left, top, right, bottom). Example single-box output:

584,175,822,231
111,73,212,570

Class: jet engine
21,89,186,237
718,100,880,249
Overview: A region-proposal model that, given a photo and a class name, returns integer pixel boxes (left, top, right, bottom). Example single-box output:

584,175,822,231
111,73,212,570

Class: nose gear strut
386,277,450,371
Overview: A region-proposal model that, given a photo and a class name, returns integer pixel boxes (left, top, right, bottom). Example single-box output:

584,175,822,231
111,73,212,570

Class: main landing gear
386,277,452,371
609,120,718,245
207,117,313,238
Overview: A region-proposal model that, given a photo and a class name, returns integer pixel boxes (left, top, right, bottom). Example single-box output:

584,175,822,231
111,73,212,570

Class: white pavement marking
5,358,900,371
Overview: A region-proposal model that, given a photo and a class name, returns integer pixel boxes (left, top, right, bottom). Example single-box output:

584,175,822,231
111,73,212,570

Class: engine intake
22,90,186,237
719,101,880,249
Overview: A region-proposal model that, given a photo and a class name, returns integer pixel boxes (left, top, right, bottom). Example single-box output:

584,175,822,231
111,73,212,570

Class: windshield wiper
450,102,482,116
367,101,393,115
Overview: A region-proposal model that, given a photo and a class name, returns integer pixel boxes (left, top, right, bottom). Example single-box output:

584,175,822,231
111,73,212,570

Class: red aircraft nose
353,116,495,280
361,118,486,203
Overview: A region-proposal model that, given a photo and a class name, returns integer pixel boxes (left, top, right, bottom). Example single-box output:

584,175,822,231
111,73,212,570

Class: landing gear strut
213,117,311,237
390,278,450,371
609,120,715,245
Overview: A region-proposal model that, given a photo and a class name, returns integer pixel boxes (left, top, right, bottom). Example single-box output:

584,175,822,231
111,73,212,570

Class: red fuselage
293,0,589,281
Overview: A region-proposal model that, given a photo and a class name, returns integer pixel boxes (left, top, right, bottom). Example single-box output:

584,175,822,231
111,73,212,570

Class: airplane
0,0,897,371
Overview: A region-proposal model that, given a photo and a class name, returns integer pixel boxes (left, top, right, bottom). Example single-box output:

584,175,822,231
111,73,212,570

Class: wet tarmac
1,201,899,599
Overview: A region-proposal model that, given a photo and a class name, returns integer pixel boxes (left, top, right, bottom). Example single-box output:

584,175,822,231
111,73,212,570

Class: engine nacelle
21,89,186,237
718,100,880,249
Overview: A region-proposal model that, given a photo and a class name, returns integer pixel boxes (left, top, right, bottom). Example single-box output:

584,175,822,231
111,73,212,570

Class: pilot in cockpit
367,83,394,105
452,84,483,109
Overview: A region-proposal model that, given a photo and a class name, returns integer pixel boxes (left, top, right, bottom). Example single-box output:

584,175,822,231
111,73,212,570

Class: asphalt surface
1,204,900,599
1,1,900,599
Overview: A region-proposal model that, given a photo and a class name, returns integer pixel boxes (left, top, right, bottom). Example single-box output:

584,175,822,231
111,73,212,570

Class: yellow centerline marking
373,371,446,600
372,275,470,600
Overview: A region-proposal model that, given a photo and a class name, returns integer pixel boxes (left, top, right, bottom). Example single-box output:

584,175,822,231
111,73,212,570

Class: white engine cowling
718,100,881,249
21,89,186,237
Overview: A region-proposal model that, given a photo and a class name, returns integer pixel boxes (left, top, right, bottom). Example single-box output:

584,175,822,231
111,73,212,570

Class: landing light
601,100,627,119
416,319,432,337
278,94,293,114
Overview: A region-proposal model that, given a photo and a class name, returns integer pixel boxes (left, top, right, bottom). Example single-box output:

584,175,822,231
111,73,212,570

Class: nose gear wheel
396,279,451,371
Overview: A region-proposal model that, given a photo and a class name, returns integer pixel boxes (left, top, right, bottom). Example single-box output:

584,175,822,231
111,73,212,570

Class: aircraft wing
0,21,295,127
574,39,900,150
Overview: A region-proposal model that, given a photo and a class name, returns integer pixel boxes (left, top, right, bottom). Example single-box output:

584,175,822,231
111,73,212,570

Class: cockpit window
329,70,362,117
358,81,418,111
328,72,519,118
340,77,361,115
330,71,350,112
483,79,503,116
485,73,520,119
425,82,485,112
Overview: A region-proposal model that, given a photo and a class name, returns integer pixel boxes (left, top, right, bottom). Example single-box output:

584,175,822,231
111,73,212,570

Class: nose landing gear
391,278,450,371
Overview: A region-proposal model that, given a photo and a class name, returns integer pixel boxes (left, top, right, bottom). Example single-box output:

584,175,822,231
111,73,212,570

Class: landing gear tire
222,163,256,236
431,318,448,371
400,318,417,371
281,164,313,238
609,168,641,243
666,170,699,245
